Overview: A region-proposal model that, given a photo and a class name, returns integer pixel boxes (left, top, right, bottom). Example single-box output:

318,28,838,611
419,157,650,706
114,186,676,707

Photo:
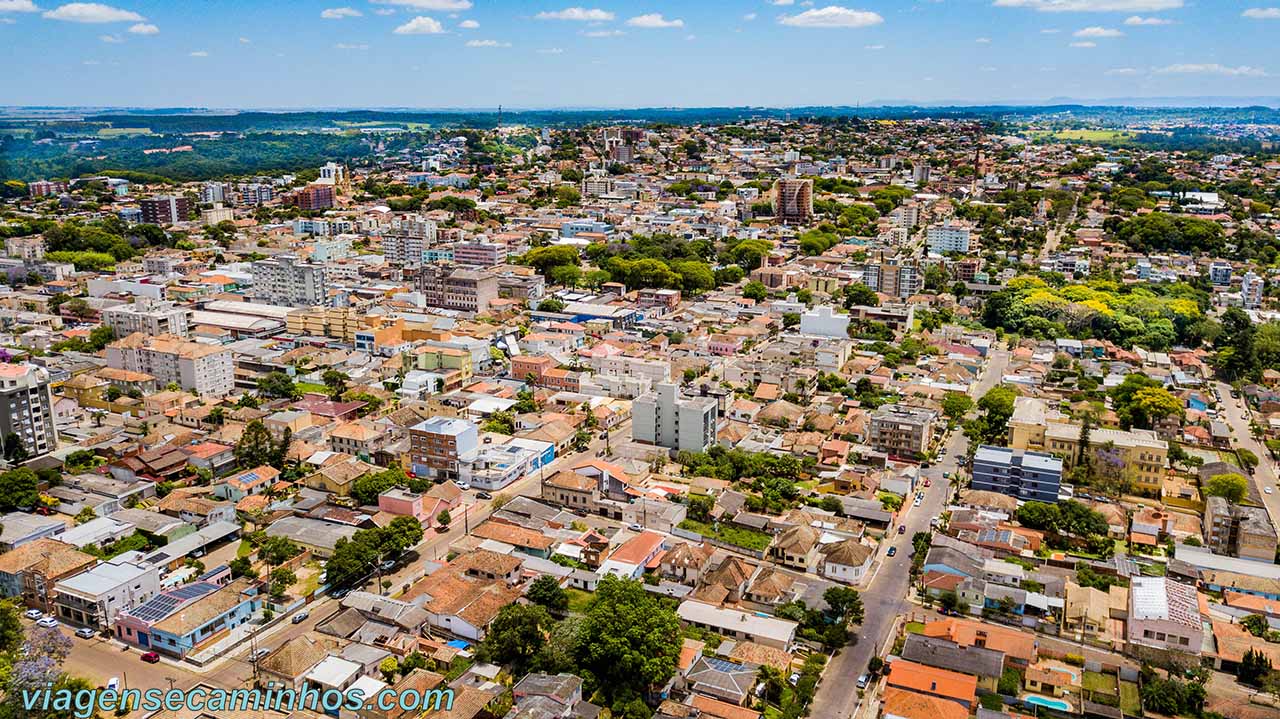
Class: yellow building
1010,396,1168,493
285,306,365,343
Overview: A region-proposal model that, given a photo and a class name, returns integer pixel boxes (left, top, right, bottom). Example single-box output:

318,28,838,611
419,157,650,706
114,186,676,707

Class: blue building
142,578,262,658
971,445,1063,503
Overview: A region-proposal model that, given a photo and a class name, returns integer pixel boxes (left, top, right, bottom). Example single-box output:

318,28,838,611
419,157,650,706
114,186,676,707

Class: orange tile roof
922,618,1037,663
882,687,970,719
886,659,977,706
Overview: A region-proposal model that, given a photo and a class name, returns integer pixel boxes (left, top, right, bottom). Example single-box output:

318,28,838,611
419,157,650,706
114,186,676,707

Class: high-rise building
1241,271,1264,309
869,404,937,457
0,364,56,459
102,297,191,338
862,256,920,299
199,181,232,204
926,220,972,254
287,184,335,211
971,445,1063,503
1209,261,1233,286
105,333,235,397
912,162,931,184
28,180,68,198
772,178,813,224
139,195,193,225
237,183,274,205
415,263,499,314
250,254,329,307
632,383,718,453
408,417,478,481
381,215,438,265
452,240,505,268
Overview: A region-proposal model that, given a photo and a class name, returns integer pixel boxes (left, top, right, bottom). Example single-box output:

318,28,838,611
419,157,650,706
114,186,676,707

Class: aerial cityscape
4,2,1280,719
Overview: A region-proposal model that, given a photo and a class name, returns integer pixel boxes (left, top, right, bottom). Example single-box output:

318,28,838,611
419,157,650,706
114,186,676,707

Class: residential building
200,203,234,225
1209,261,1232,286
5,235,45,261
1009,396,1168,494
1127,576,1202,654
676,600,798,650
0,538,96,613
862,257,921,299
452,240,505,267
773,178,813,224
798,305,850,338
632,382,719,453
926,220,972,254
146,579,262,659
287,183,334,211
53,556,160,630
0,363,57,459
1204,495,1277,562
105,333,235,396
409,417,479,481
869,404,937,457
139,195,193,225
1242,271,1264,309
415,263,499,314
970,445,1063,503
251,254,328,307
101,297,191,338
885,660,977,711
29,180,67,197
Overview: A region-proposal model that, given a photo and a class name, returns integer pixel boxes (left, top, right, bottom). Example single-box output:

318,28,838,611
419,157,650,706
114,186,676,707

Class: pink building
708,334,745,356
378,487,442,526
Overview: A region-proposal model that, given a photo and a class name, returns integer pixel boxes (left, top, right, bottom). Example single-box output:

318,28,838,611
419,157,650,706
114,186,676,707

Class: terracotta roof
0,538,94,578
886,659,977,705
881,687,970,719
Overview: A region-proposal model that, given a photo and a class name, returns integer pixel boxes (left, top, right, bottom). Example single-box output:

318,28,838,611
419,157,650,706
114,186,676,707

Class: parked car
141,652,160,664
857,674,870,689
887,546,897,557
107,678,119,691
23,608,42,620
897,525,906,534
454,481,471,491
292,611,310,625
35,616,58,629
250,648,270,662
476,491,493,500
74,627,95,639
628,523,643,531
788,672,800,686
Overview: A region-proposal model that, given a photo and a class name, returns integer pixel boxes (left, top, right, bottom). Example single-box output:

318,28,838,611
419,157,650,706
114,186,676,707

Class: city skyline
3,0,1280,108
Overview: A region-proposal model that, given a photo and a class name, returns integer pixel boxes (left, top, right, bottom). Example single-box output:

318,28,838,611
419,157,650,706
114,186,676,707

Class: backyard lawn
565,588,594,614
678,519,772,551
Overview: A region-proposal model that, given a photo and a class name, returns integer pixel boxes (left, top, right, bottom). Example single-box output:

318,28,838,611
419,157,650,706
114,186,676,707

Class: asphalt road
1215,381,1280,525
808,348,1010,719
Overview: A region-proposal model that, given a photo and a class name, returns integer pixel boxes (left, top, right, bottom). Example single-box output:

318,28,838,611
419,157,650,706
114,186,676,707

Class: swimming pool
1025,695,1072,712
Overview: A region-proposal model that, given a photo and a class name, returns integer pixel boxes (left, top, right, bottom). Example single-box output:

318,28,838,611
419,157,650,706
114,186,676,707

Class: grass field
1119,681,1141,714
1083,671,1118,696
905,622,926,634
565,588,593,614
678,519,773,551
97,127,154,137
295,382,329,395
1028,129,1136,143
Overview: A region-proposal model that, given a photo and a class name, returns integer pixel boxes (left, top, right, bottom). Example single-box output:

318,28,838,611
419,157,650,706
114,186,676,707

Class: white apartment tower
0,363,56,458
250,254,329,307
632,383,718,453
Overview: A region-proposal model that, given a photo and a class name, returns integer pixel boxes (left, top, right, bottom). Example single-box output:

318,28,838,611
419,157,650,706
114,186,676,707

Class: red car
141,652,160,664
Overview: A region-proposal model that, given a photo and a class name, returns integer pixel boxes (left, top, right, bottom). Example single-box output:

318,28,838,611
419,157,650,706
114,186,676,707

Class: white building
53,556,160,630
250,254,328,307
1242,271,1264,309
632,383,718,453
926,220,971,254
1209,261,1232,287
106,333,235,397
102,297,191,338
799,305,850,338
0,363,56,459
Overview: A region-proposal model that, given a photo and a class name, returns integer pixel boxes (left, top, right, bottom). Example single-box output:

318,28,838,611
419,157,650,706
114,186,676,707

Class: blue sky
2,0,1279,108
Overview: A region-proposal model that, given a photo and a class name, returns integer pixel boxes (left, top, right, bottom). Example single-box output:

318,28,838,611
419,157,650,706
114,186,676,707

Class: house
676,600,798,651
415,568,522,641
146,578,262,659
1127,576,1202,654
257,634,342,689
52,556,160,630
599,531,665,579
685,655,757,705
511,673,592,717
1062,581,1110,641
768,524,821,572
921,618,1038,669
900,634,1004,693
0,538,96,613
881,687,970,719
885,659,977,710
820,539,874,584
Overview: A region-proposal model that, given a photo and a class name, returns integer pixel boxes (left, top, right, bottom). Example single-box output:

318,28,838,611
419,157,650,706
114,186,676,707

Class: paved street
1215,381,1280,526
809,348,1010,719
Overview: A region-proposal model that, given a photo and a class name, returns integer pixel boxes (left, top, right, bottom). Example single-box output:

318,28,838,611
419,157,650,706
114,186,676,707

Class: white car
35,616,58,629
1266,487,1273,495
23,608,42,620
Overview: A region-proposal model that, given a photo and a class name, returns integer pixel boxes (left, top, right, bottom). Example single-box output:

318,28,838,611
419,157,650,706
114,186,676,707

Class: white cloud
1040,27,1060,32
743,12,757,20
1123,15,1171,24
1156,63,1267,77
993,0,1181,11
393,15,445,33
238,36,250,43
975,36,991,42
536,46,564,53
82,59,100,64
535,7,614,21
335,42,368,49
626,13,682,28
864,43,884,49
98,32,119,41
320,7,361,19
372,0,471,9
0,0,40,13
1242,7,1280,19
769,0,795,5
685,33,695,40
1069,40,1096,46
127,21,156,33
42,3,144,23
373,8,395,15
189,50,208,56
458,18,478,28
466,38,510,46
1105,66,1140,74
582,29,623,36
0,16,13,21
1073,25,1123,36
778,6,884,28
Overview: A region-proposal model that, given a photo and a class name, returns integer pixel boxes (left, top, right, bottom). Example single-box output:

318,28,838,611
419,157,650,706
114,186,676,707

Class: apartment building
285,306,364,342
106,333,235,397
53,556,160,630
0,363,57,459
971,445,1063,503
408,417,479,482
250,254,328,308
1204,495,1277,562
28,180,67,197
415,263,499,314
926,219,972,254
862,256,921,299
1241,271,1264,309
869,404,937,457
452,240,506,268
632,382,718,453
1009,396,1168,494
772,178,813,224
287,184,334,211
102,297,191,338
5,235,45,262
139,195,193,225
380,215,438,265
1127,577,1202,655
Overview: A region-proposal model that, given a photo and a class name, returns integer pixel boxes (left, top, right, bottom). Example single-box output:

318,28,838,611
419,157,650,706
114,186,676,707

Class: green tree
257,371,299,400
1239,648,1273,686
269,567,297,600
0,467,40,511
234,419,277,468
73,507,98,525
322,370,349,401
537,297,566,312
527,574,569,612
229,556,258,579
941,392,974,421
742,280,767,301
576,576,682,704
843,283,879,308
436,509,451,527
1204,473,1249,503
477,603,553,674
258,535,302,565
